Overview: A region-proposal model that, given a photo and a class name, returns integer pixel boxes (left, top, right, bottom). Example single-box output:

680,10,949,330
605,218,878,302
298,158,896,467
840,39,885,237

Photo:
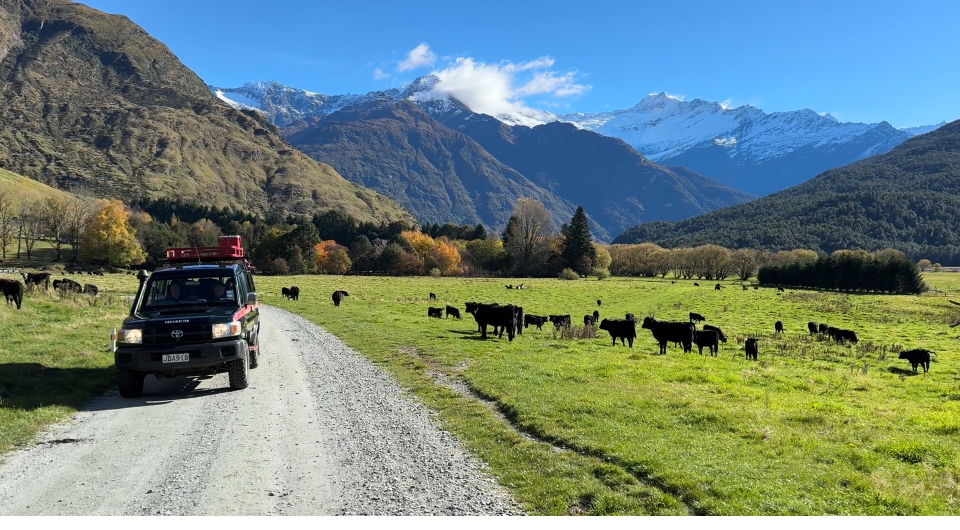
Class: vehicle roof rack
164,236,249,266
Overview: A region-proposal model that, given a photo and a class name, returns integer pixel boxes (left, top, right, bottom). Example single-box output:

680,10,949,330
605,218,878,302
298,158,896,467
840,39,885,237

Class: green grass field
0,273,139,455
259,273,960,515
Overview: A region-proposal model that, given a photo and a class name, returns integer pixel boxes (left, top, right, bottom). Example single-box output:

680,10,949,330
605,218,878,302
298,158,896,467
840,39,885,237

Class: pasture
0,272,138,455
262,273,960,515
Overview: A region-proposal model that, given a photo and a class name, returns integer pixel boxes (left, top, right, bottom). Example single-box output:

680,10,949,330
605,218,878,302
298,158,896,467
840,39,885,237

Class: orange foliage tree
82,199,147,267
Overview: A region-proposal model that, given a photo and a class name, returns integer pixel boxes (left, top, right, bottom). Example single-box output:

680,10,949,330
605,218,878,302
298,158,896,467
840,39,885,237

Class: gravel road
0,306,521,515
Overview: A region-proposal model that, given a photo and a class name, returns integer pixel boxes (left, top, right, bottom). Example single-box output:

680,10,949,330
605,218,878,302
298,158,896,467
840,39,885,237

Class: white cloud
373,68,389,80
398,43,436,72
419,55,591,122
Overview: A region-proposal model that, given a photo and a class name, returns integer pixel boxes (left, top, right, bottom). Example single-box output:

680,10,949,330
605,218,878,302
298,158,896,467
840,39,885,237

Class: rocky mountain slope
0,0,410,224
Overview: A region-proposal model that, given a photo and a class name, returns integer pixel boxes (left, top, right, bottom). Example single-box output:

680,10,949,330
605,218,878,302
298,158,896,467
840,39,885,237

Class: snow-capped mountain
208,80,943,196
558,94,941,195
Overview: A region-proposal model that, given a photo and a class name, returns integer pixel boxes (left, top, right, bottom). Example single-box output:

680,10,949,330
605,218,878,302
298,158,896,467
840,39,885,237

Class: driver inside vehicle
166,281,184,301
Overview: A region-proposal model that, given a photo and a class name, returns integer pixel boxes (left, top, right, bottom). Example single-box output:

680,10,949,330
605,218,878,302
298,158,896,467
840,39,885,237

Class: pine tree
561,206,596,275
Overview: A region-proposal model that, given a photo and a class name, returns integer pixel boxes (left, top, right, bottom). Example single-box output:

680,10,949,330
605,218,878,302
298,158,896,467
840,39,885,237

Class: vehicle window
140,273,240,309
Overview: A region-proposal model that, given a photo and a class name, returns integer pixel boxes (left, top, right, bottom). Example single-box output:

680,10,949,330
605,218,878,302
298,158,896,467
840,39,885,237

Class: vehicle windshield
139,271,240,311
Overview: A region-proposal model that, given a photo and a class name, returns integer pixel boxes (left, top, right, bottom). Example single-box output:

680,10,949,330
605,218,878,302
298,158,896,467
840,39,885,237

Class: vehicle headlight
119,328,142,344
212,321,242,339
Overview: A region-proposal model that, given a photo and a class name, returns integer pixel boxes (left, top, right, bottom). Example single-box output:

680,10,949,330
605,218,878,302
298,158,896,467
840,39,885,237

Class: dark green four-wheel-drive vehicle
114,236,260,398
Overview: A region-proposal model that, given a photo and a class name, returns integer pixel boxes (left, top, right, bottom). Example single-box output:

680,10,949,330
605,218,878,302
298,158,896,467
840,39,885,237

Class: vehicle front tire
117,367,145,398
228,352,249,390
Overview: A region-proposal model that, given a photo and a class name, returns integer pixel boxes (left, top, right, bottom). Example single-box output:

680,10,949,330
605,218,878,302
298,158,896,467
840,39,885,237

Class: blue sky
79,0,959,127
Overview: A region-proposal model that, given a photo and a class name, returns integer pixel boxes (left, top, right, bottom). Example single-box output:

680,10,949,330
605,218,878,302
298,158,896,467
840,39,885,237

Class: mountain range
0,0,410,225
613,119,960,264
215,79,755,240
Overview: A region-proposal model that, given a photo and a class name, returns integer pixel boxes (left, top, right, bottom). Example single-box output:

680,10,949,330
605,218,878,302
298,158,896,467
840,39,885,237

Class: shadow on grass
887,366,923,376
0,362,235,413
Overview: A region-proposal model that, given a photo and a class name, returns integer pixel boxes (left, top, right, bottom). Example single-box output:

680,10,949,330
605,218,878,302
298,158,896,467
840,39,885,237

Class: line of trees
757,249,926,294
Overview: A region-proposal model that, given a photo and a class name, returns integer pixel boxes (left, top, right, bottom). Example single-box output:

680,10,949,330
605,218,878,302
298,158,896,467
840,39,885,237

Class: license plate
162,353,190,363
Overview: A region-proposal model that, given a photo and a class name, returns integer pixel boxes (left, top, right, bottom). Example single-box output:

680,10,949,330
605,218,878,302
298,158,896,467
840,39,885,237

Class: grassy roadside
260,274,960,515
0,274,138,456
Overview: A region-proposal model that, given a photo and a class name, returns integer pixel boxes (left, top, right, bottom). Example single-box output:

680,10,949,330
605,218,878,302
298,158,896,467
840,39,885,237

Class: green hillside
614,120,960,264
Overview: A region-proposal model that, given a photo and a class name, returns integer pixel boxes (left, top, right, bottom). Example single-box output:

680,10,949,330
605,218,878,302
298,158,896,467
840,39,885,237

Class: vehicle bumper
115,338,248,373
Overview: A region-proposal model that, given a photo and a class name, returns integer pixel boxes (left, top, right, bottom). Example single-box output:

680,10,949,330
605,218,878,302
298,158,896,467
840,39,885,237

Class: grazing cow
899,348,935,373
331,289,348,306
745,338,759,360
689,312,706,323
671,281,676,284
428,307,443,318
445,305,462,320
429,292,437,301
281,287,291,299
599,318,637,347
775,321,784,334
694,283,700,287
597,299,602,306
593,310,600,321
777,287,785,292
290,286,300,301
694,329,720,356
549,314,572,329
515,306,524,336
625,313,636,322
807,322,818,335
753,286,759,290
506,284,513,289
818,323,829,334
0,278,24,309
743,285,748,290
516,284,524,289
524,314,548,330
21,272,50,291
474,303,520,340
715,284,722,290
641,317,694,355
702,324,727,344
583,314,596,326
83,284,99,296
831,328,859,344
54,278,82,293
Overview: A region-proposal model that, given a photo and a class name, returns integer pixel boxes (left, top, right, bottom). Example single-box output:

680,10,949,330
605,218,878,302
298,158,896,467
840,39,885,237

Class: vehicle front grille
142,324,211,345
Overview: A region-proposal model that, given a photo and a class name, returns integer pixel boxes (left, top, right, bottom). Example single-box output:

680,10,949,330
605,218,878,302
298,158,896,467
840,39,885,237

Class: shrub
593,267,610,280
559,267,580,280
429,267,442,278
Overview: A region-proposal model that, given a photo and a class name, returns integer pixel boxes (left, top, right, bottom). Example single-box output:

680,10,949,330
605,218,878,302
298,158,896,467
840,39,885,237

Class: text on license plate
162,353,190,363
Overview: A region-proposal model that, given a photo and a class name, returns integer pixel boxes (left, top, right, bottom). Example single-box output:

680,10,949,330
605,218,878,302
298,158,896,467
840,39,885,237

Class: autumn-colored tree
916,258,932,272
326,248,352,275
435,240,462,276
400,230,436,259
82,199,148,267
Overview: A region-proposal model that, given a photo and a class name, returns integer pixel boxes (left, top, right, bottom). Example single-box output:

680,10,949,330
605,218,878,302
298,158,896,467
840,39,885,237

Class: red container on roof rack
165,235,245,262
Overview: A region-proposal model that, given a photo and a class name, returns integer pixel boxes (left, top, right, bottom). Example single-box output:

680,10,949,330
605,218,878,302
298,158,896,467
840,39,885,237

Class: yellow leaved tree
82,199,147,267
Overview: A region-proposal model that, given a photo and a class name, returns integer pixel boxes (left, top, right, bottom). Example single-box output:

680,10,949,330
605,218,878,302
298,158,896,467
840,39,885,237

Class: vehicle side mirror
246,293,257,306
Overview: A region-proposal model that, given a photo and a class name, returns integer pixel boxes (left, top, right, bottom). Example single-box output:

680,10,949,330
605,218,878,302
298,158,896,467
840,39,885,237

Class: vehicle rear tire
117,367,145,398
228,352,249,390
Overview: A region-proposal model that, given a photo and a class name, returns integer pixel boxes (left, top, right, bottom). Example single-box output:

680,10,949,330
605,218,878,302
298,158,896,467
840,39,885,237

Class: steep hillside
0,167,74,202
286,100,594,237
613,120,960,264
0,0,410,224
429,107,755,233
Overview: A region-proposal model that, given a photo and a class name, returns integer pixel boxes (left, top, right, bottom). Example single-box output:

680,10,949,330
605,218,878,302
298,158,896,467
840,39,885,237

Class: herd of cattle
415,298,938,374
1,272,100,310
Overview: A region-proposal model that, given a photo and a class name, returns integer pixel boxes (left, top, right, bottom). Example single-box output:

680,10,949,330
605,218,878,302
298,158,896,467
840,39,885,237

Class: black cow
899,348,935,373
694,283,700,287
0,278,23,309
290,286,300,301
689,312,705,323
506,284,513,289
524,314,548,330
445,305,462,319
818,323,829,334
743,285,748,290
599,318,637,347
715,284,722,290
831,328,859,344
807,322,818,335
753,286,759,290
83,284,99,296
428,307,443,318
549,314,572,329
641,317,694,355
429,292,437,301
775,321,784,334
331,290,348,306
593,310,600,322
702,324,727,344
21,272,50,291
54,278,82,293
584,314,596,326
597,299,602,306
282,287,291,299
474,303,520,340
778,287,785,292
745,338,759,360
694,329,720,356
